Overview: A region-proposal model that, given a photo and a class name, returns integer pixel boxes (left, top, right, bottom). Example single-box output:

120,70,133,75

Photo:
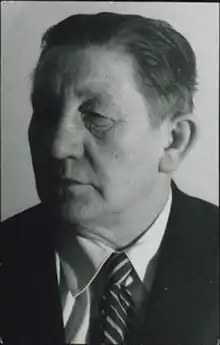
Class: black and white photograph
1,2,219,345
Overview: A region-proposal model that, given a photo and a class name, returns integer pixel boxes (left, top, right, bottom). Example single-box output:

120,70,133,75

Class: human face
29,46,166,227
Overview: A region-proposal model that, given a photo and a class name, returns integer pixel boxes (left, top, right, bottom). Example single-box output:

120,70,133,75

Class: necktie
97,252,136,344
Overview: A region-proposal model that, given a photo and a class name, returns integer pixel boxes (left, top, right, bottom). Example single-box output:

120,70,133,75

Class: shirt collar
56,189,172,297
126,188,172,281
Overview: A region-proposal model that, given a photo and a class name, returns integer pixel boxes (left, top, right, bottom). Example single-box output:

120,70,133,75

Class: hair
32,12,198,124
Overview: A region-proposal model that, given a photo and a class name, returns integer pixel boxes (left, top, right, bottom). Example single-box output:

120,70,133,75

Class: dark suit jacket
0,182,218,345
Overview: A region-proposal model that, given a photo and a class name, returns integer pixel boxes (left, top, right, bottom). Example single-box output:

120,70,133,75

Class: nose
51,115,85,160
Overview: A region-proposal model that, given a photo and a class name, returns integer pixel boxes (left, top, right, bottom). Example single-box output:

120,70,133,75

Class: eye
80,111,114,137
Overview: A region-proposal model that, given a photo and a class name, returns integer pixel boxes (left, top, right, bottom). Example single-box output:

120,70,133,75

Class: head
29,12,198,233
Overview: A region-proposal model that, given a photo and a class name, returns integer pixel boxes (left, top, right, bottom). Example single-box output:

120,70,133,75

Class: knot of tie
106,252,133,287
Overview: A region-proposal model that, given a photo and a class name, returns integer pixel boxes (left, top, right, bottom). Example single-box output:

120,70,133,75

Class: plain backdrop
1,2,219,221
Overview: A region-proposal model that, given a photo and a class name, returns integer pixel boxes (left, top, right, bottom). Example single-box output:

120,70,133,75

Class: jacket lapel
141,182,218,345
14,205,65,344
29,237,65,344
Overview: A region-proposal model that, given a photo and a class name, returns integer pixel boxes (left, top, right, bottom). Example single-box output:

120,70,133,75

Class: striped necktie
97,252,135,344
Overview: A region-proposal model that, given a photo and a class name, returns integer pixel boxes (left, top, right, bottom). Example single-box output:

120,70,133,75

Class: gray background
1,2,219,221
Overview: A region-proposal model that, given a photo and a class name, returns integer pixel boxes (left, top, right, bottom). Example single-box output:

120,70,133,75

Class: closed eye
80,110,115,137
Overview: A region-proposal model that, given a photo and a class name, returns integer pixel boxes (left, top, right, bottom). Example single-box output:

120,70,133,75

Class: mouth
59,178,91,187
47,177,101,198
55,179,91,199
63,179,87,184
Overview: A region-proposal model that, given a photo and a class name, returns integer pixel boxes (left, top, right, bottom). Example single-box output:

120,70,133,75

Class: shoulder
1,203,45,239
0,203,52,259
171,181,218,229
1,203,44,227
170,180,218,258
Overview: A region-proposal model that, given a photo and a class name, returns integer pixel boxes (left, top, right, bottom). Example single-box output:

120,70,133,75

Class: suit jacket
0,182,218,345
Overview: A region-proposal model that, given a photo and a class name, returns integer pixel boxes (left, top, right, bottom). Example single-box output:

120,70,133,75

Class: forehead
32,45,154,123
33,46,140,102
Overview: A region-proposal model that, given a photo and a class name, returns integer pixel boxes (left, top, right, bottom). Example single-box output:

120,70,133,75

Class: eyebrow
31,77,119,116
74,84,109,100
74,84,118,110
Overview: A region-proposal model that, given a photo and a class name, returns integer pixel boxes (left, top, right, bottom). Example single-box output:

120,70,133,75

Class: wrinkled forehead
31,45,138,104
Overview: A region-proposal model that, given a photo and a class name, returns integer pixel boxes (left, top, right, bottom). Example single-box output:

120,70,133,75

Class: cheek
113,124,161,175
87,129,160,199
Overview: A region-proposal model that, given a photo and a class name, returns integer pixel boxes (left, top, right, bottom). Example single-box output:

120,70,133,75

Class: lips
54,179,90,199
59,178,90,186
50,175,100,195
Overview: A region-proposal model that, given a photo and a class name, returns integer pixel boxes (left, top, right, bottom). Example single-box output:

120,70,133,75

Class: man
0,12,218,345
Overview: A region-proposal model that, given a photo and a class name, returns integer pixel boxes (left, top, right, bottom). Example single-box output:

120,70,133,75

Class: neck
116,179,171,250
58,177,171,250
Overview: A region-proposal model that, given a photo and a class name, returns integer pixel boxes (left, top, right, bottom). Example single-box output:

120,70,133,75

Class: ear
159,115,199,174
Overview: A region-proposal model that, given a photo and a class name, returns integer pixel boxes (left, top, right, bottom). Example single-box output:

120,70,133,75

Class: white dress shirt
55,190,172,344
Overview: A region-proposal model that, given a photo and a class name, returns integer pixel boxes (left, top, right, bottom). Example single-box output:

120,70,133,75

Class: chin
57,198,104,225
38,182,105,222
